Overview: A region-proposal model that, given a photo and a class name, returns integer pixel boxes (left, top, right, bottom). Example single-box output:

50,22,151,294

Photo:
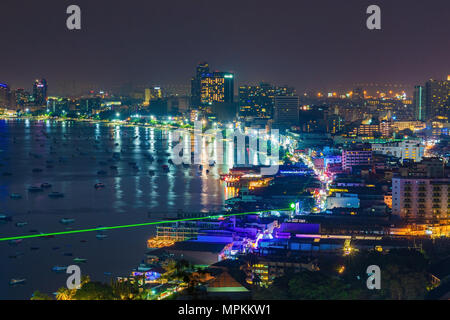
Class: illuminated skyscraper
0,83,10,107
413,85,426,121
424,78,450,120
190,62,209,107
200,72,234,104
239,83,295,119
33,79,48,106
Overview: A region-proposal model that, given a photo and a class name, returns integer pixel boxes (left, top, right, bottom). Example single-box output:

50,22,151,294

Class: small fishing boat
96,234,108,240
41,182,52,188
9,279,26,286
94,182,105,189
52,266,67,273
10,193,22,199
73,257,87,263
60,218,75,224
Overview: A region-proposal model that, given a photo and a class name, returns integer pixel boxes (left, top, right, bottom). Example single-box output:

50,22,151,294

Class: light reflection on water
0,119,236,299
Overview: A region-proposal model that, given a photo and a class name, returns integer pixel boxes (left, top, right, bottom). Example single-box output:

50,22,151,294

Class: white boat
9,278,26,285
96,234,108,239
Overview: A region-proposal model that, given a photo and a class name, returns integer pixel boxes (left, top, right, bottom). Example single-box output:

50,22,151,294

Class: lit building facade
372,139,424,163
0,83,10,107
33,79,47,106
425,79,450,121
413,85,426,121
341,149,372,171
392,177,450,222
200,72,234,104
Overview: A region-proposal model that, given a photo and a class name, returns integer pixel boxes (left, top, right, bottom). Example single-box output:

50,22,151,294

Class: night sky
0,0,449,95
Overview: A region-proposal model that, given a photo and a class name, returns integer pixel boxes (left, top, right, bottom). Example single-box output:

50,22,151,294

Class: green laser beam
0,208,290,242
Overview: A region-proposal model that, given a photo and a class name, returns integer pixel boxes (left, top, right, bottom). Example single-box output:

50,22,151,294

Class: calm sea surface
0,119,236,299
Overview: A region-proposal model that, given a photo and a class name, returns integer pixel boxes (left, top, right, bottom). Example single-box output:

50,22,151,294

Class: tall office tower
413,85,426,121
33,79,48,106
200,72,234,104
273,95,300,127
425,78,450,121
190,62,209,107
0,83,10,107
143,88,151,106
14,88,31,107
153,86,162,99
239,82,275,118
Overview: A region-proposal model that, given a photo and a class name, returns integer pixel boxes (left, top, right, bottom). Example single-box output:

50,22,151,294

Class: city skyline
0,0,449,95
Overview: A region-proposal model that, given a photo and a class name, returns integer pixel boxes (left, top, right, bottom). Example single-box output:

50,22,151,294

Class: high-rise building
424,78,450,121
273,95,300,127
190,62,234,108
33,79,48,106
0,83,10,107
200,72,234,105
413,85,426,121
143,88,151,106
190,62,209,107
392,176,449,222
239,83,296,119
239,83,274,118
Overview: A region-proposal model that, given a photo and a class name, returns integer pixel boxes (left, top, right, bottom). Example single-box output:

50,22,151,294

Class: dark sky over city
0,0,449,95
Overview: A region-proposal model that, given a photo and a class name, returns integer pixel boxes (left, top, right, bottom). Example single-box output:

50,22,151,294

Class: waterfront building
0,83,10,107
33,79,48,106
200,72,234,104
